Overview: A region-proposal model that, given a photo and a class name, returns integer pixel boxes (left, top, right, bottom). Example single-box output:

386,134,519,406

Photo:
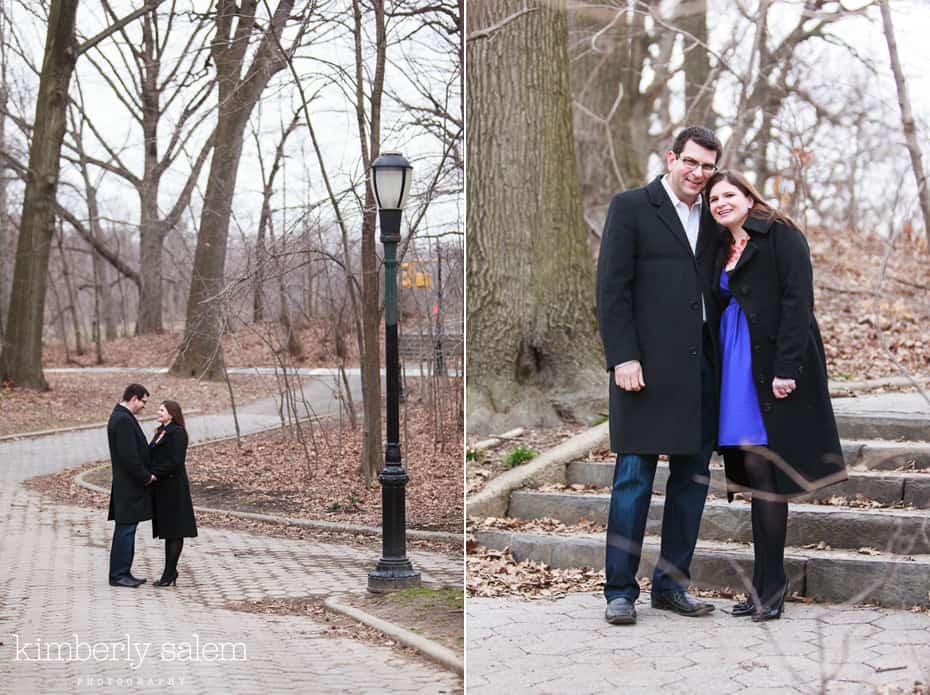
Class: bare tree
0,0,10,341
69,2,216,335
879,0,930,246
171,0,306,380
0,0,158,388
0,0,79,388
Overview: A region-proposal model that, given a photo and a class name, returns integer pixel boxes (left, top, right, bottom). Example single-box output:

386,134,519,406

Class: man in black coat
596,126,723,625
107,383,156,587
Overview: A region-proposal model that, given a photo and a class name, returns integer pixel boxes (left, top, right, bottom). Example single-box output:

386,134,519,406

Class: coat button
689,347,698,356
798,365,804,374
749,313,758,324
758,377,765,385
741,287,751,296
753,344,760,352
691,301,699,310
762,403,772,413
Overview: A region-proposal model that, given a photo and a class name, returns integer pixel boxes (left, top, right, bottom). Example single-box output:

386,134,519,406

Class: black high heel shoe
731,597,755,617
153,571,178,587
752,581,789,622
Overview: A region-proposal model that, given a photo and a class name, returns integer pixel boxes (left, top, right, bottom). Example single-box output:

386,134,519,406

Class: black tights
745,451,788,607
163,538,184,578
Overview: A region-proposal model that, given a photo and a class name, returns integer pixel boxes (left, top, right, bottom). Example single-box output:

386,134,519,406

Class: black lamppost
368,152,421,592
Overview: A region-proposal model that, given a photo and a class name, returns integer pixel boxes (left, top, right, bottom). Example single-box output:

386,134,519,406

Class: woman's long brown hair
161,400,186,431
705,170,799,231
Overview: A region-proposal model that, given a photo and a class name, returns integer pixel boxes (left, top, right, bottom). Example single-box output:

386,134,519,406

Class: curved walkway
0,373,462,693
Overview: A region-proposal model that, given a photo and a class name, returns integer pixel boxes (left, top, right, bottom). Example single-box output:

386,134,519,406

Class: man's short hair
121,383,150,402
671,126,723,163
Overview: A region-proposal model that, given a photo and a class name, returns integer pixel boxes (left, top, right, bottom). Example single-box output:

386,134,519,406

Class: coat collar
646,175,693,254
724,214,774,276
152,421,180,445
742,214,774,236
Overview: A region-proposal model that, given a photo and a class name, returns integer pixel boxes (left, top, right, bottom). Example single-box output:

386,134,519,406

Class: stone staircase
472,409,930,608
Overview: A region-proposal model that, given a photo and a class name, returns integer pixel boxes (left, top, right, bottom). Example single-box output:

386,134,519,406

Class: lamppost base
368,560,421,593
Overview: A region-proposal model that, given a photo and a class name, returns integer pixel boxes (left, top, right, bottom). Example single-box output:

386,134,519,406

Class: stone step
832,392,930,442
566,459,930,506
474,528,930,608
507,490,930,554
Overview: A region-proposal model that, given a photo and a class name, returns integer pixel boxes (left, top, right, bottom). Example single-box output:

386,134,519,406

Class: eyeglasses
677,155,717,175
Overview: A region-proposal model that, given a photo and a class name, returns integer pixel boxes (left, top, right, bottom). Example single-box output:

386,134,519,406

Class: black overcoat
107,404,153,523
716,215,847,497
149,423,198,539
597,175,721,455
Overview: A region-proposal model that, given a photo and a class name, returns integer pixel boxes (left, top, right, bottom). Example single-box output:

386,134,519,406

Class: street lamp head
371,152,413,211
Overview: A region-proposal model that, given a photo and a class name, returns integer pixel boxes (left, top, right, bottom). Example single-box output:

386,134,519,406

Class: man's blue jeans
604,348,716,602
109,522,139,581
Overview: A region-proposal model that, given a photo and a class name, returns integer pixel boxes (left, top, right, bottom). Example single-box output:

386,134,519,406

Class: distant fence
399,331,464,365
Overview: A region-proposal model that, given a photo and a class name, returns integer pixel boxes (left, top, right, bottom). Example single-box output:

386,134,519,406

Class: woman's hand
614,360,645,391
772,377,797,399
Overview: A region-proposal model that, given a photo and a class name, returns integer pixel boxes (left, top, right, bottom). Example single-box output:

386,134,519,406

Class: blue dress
719,269,768,446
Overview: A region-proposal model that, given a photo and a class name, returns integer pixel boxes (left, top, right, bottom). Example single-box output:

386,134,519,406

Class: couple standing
596,126,847,624
106,383,197,588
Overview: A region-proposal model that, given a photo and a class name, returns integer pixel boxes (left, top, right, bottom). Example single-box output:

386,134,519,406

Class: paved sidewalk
0,374,462,693
467,593,930,694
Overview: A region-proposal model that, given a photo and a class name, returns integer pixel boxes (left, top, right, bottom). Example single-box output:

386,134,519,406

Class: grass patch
387,587,463,612
502,445,537,469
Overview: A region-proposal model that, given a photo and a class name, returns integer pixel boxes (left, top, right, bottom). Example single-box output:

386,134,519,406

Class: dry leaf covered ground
809,225,929,380
0,372,275,437
41,319,362,369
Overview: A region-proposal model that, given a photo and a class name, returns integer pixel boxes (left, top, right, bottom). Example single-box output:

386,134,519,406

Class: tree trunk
56,222,84,355
467,0,603,434
137,215,166,335
0,0,79,389
170,0,294,380
351,0,385,485
90,241,103,364
136,11,165,335
101,258,116,340
880,0,930,246
680,0,713,126
0,46,9,341
171,118,242,379
253,228,266,323
49,273,71,362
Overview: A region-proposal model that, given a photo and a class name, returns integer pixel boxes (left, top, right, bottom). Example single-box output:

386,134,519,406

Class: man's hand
772,377,796,399
614,361,645,391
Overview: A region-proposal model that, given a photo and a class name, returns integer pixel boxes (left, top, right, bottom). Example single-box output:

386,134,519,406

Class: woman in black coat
706,171,846,621
149,400,198,586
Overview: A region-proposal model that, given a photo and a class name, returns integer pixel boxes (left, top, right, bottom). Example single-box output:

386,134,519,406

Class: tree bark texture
467,0,603,434
171,0,294,379
0,0,79,389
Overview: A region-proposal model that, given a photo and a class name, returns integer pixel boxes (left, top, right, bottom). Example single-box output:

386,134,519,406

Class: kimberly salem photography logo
12,633,247,670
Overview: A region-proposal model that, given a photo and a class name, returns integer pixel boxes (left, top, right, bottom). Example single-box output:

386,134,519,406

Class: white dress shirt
661,174,702,255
